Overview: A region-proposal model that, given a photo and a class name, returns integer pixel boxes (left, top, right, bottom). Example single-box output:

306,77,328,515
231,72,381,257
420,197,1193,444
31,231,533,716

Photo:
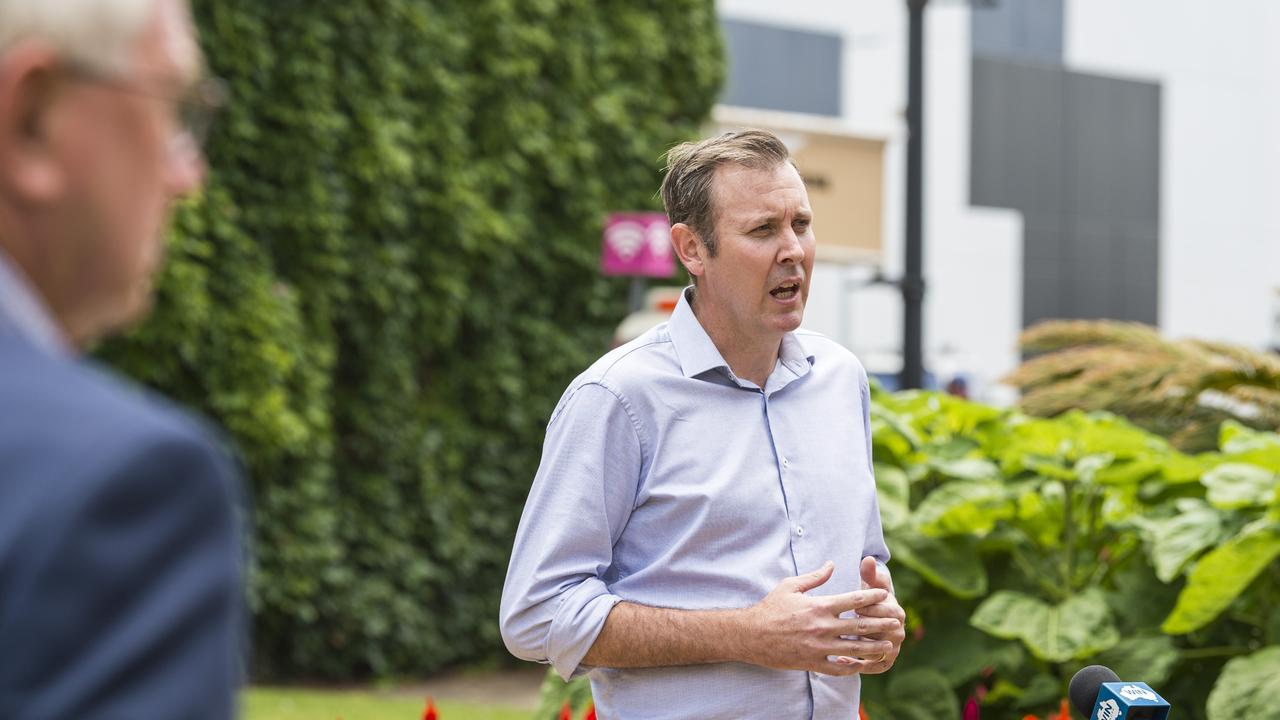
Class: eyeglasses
64,62,229,152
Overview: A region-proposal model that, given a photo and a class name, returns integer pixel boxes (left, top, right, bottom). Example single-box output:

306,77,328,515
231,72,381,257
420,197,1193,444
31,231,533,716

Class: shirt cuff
547,577,623,681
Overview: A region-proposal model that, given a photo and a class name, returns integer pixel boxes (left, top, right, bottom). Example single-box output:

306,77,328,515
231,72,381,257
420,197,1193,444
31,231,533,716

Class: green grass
243,687,531,720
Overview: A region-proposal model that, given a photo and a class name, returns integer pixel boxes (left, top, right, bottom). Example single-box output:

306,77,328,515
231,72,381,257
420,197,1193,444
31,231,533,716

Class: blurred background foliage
96,0,723,679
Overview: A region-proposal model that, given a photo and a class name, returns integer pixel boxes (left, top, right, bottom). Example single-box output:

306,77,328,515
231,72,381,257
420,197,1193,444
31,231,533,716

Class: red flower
422,696,438,720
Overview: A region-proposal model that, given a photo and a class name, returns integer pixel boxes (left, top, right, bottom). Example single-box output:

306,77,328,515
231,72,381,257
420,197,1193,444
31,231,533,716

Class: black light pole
901,0,928,390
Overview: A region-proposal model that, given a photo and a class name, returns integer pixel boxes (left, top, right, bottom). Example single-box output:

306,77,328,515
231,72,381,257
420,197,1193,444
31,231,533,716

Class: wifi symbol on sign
605,221,646,261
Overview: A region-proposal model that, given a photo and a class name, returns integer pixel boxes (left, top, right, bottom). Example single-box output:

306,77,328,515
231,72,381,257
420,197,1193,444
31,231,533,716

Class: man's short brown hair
660,129,794,257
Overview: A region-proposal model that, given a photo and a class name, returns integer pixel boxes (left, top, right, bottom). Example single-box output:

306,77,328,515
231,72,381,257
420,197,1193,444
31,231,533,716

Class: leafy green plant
867,389,1280,720
530,392,1280,719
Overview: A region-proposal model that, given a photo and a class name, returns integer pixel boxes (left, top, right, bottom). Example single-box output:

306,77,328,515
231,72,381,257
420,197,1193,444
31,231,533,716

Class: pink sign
601,212,676,278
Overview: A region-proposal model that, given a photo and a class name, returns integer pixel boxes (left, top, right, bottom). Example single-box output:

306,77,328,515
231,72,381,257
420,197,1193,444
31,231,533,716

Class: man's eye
794,221,811,232
753,224,772,234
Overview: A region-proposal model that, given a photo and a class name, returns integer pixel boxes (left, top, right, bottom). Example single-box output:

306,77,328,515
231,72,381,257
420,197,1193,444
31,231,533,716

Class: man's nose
778,227,805,264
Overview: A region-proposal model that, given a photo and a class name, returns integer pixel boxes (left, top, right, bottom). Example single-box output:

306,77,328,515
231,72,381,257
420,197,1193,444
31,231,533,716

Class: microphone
1068,665,1170,720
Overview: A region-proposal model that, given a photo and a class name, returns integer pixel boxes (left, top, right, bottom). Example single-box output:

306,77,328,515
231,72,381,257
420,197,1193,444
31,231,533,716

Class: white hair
0,0,156,75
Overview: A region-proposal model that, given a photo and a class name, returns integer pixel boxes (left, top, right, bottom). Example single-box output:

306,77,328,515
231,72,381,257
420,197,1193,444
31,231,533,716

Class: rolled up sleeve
858,365,891,568
500,381,644,680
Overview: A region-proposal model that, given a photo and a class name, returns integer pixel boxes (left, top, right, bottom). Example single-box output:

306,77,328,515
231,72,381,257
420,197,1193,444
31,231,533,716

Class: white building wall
1065,0,1280,347
715,0,1277,401
718,0,1024,402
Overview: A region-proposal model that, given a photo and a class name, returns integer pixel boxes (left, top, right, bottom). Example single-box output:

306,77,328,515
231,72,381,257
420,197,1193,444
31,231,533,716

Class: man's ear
670,223,707,280
0,42,67,202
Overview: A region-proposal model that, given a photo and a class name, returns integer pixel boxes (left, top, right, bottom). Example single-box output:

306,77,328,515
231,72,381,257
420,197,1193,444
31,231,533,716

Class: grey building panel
719,18,842,117
970,58,1066,215
971,57,1162,326
972,0,1064,65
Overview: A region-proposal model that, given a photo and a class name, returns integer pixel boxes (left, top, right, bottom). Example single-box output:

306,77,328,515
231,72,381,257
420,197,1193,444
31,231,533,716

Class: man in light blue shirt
501,130,905,719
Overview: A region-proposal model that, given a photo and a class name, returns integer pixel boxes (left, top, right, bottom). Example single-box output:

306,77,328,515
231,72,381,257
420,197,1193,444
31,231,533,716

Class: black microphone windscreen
1069,665,1121,717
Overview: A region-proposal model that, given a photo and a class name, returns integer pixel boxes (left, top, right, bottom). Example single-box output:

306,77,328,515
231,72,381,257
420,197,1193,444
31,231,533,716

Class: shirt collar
0,248,71,357
667,286,815,383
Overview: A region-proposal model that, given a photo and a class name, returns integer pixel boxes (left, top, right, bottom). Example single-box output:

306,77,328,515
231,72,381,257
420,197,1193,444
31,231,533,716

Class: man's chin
767,310,805,334
79,286,155,348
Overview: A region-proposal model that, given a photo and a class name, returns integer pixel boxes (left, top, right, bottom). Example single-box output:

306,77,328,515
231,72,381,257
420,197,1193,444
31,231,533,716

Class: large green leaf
1220,421,1280,453
893,670,961,720
1094,635,1181,687
1095,458,1161,485
928,457,1002,482
1202,463,1279,509
1163,524,1280,634
891,532,988,599
876,463,911,531
1135,499,1225,582
971,589,1120,662
913,480,1013,536
905,611,1025,685
1206,646,1280,720
861,668,957,720
1160,452,1212,484
1074,452,1117,483
1013,480,1064,548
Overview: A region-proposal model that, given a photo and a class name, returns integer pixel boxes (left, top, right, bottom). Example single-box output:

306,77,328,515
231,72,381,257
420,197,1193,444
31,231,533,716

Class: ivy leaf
1163,524,1280,634
1202,463,1279,509
1206,646,1280,720
971,589,1119,662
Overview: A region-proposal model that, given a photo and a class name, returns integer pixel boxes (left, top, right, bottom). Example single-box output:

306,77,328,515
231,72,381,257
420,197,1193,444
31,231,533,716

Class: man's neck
690,295,782,389
0,240,74,355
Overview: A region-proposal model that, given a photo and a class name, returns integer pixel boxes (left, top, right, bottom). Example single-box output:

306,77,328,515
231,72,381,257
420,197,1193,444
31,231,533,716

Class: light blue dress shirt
500,288,890,720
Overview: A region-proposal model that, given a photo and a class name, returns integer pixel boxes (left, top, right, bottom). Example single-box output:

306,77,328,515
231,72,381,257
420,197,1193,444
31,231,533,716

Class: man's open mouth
770,281,801,300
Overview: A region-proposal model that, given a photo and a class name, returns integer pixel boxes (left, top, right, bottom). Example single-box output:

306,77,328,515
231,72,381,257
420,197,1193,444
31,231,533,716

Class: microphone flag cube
1090,682,1170,720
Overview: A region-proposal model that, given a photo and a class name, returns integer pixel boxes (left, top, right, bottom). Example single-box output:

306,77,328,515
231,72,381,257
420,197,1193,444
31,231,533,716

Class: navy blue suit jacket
0,330,246,719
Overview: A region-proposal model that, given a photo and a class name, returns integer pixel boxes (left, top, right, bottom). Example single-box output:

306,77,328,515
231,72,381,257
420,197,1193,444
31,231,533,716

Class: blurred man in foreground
0,0,245,716
501,130,905,718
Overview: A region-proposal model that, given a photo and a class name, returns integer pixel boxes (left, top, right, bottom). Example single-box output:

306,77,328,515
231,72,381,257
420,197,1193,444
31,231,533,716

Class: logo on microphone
1119,684,1159,702
1096,699,1121,720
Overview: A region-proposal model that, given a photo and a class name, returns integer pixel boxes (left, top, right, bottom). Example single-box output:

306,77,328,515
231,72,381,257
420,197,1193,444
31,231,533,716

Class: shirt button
782,457,790,468
796,526,804,536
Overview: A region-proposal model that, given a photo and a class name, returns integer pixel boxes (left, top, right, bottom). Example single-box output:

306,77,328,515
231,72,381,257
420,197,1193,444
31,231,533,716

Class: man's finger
817,656,877,676
826,638,894,659
817,588,888,613
833,615,902,638
789,560,835,593
860,556,893,592
857,600,908,623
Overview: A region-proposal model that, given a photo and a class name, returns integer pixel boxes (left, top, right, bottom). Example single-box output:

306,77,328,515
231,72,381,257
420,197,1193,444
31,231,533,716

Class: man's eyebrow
738,213,779,227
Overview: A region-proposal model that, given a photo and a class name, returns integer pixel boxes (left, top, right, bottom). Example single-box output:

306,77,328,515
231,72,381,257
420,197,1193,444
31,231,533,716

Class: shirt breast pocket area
630,458,790,548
